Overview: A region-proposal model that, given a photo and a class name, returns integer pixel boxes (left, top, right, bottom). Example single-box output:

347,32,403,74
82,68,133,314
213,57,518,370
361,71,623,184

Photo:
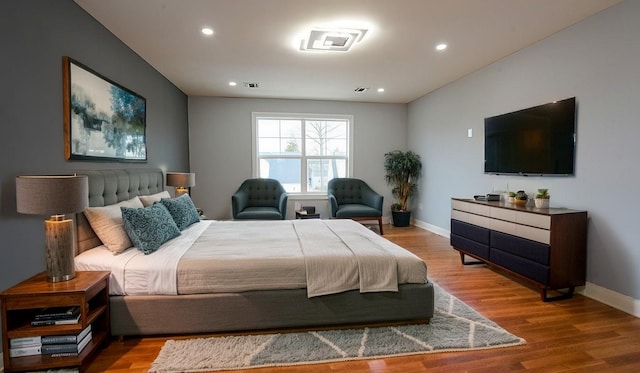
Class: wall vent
243,82,260,88
354,87,369,93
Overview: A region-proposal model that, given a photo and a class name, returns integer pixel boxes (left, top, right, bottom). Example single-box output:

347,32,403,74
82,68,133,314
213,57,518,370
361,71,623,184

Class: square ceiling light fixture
300,28,368,52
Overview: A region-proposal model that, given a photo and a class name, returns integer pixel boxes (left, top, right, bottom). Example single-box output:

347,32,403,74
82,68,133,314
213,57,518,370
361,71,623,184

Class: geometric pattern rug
149,283,525,372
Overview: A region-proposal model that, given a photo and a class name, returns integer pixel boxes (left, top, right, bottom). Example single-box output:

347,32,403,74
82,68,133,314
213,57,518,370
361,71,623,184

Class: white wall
408,1,640,302
188,97,407,220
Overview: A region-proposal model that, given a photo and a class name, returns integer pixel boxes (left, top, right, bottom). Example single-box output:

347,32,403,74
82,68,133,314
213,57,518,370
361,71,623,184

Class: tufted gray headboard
76,168,165,254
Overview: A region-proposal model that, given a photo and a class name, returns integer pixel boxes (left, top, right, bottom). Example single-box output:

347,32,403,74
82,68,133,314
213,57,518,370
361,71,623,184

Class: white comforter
75,219,427,298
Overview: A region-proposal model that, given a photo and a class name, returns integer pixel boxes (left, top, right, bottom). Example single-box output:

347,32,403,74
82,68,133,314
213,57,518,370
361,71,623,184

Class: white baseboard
580,282,640,318
412,219,450,238
413,219,639,318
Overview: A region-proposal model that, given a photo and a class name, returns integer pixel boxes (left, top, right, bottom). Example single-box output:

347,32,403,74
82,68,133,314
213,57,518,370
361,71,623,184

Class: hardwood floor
86,224,640,372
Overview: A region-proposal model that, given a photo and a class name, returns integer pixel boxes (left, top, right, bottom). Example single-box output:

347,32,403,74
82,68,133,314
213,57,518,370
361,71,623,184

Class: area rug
149,283,525,372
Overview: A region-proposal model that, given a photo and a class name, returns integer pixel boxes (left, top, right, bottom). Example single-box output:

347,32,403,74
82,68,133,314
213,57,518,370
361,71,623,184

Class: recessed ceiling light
435,43,447,51
377,88,385,93
300,28,368,52
228,81,237,86
201,27,214,36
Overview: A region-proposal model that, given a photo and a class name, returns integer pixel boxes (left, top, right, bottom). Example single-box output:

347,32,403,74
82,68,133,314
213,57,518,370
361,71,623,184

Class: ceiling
74,0,621,104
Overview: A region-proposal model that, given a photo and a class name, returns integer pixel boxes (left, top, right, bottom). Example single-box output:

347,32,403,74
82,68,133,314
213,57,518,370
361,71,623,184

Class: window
252,113,353,193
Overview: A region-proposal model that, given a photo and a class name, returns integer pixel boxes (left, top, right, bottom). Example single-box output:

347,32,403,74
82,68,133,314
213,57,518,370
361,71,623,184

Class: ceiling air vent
243,82,260,88
354,87,369,93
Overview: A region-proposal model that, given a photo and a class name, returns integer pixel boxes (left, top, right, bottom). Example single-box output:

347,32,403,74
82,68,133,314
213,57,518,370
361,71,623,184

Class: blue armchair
232,178,288,220
327,178,384,234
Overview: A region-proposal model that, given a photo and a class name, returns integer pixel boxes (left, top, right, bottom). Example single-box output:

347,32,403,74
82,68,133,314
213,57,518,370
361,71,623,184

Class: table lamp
16,175,89,282
166,172,195,196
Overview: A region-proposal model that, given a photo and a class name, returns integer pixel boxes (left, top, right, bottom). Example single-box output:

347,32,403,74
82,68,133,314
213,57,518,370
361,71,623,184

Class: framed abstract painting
63,56,147,162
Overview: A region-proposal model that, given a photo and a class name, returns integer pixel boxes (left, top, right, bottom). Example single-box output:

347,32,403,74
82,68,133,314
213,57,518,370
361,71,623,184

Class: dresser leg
459,252,484,265
541,287,575,302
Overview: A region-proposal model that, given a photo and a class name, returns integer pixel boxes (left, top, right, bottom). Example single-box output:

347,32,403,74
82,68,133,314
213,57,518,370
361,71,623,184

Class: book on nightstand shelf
8,324,92,358
30,313,80,326
41,329,92,355
9,335,42,349
42,324,92,345
33,306,80,321
9,344,42,358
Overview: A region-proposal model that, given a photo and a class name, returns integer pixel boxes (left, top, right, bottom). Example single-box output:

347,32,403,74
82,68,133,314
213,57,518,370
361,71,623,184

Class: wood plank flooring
86,224,640,372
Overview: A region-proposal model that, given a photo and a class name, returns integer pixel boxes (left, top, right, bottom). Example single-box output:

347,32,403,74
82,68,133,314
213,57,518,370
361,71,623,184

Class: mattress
75,219,427,297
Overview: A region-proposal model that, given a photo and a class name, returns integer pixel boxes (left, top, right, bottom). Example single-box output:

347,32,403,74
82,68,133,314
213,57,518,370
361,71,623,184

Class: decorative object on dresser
450,198,587,301
0,271,110,372
383,150,422,227
534,188,550,208
512,190,528,206
166,172,196,197
15,175,89,282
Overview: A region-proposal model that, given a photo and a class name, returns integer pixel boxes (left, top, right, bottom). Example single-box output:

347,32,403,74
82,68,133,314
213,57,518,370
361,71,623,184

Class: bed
74,168,435,337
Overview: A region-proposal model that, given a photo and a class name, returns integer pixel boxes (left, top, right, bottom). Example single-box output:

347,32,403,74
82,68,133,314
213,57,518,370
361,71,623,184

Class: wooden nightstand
1,271,110,372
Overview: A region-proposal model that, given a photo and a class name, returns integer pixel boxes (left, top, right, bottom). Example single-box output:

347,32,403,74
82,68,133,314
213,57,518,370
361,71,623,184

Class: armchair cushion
232,178,288,220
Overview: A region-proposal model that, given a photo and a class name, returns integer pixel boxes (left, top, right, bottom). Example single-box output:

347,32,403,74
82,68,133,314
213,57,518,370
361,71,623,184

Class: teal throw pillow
160,194,201,230
121,204,181,255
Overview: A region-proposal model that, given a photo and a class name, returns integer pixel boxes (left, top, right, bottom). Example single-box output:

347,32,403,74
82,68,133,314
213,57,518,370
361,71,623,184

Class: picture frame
63,56,147,162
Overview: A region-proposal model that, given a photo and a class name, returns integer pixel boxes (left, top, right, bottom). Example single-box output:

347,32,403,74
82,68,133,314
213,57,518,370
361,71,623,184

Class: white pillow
139,190,171,207
83,196,144,254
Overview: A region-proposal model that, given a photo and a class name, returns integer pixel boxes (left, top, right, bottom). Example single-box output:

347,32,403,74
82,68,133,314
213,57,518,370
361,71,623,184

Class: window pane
259,158,301,193
307,159,347,192
258,138,280,155
258,119,280,137
305,120,347,156
281,120,301,137
281,138,301,154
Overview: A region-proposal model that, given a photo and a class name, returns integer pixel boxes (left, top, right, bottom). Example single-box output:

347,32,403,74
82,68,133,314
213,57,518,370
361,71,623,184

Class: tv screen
484,97,576,176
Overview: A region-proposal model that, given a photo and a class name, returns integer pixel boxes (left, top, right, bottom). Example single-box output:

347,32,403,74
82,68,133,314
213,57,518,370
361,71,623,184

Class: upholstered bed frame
76,168,435,337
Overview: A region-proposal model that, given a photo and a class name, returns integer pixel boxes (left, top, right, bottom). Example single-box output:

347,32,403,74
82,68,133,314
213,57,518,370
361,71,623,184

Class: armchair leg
378,217,384,235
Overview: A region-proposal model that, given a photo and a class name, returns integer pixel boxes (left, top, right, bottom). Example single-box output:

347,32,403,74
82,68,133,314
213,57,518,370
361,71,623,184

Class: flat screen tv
484,97,576,176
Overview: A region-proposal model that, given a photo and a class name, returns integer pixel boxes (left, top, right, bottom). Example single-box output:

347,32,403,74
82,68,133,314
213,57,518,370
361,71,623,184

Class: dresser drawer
516,211,551,229
490,230,550,266
451,199,470,212
468,203,491,217
451,219,490,245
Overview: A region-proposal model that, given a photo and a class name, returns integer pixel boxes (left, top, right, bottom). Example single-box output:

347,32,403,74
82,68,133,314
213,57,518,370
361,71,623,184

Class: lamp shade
16,175,89,216
166,172,195,187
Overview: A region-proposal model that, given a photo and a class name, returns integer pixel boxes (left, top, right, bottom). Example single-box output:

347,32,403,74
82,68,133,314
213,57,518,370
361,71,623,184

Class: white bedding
75,219,427,297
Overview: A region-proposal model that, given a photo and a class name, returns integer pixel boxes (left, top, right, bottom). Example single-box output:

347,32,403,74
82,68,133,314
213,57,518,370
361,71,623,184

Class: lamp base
44,217,75,282
175,187,190,197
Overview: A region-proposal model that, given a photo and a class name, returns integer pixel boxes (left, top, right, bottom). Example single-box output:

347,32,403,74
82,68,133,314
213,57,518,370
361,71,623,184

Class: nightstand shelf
1,271,110,372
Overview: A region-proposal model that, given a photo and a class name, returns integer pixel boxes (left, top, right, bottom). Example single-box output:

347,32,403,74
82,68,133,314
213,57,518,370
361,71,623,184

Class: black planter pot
391,210,411,227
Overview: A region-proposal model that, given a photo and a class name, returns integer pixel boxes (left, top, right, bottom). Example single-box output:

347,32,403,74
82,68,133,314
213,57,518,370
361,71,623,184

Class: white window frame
251,112,354,195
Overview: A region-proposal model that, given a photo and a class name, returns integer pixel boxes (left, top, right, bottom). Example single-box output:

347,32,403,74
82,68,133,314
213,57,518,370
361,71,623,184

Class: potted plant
513,190,528,206
534,188,550,208
507,191,516,203
384,150,422,227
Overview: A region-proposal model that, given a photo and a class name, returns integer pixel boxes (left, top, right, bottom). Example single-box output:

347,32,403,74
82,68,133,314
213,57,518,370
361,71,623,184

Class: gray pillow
121,204,181,255
160,194,201,230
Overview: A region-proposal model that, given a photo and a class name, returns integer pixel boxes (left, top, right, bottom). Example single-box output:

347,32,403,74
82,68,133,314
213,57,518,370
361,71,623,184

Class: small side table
1,271,110,372
295,210,320,219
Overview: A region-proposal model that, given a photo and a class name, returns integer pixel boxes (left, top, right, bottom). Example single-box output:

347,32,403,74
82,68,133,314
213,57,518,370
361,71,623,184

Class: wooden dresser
450,198,587,301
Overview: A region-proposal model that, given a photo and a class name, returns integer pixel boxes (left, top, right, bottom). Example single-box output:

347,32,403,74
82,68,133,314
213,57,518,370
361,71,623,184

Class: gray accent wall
0,0,189,299
408,1,640,300
188,97,407,220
